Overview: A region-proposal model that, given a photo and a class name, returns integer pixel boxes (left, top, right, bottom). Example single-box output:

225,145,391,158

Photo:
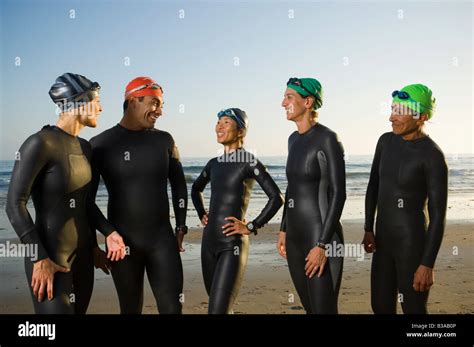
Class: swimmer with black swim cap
6,73,126,314
192,107,283,314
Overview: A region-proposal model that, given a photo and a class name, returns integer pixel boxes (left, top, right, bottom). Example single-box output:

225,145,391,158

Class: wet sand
0,220,472,314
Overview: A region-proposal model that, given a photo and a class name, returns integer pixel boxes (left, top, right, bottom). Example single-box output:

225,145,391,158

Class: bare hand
413,265,434,292
201,214,209,226
362,231,376,253
106,231,126,261
31,258,70,302
176,231,186,252
305,246,327,278
277,231,287,259
222,217,249,236
93,246,111,274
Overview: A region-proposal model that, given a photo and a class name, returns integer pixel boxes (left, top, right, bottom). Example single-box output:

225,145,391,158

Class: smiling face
389,103,426,136
281,87,315,121
215,116,244,146
128,95,163,129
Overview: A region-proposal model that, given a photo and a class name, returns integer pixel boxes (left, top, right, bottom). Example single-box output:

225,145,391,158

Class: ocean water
0,154,472,238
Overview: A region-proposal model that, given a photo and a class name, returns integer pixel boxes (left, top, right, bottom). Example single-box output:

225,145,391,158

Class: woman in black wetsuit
277,77,346,314
192,108,283,314
6,73,126,314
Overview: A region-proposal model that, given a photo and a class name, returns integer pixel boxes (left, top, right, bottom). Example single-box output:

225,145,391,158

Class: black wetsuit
6,125,114,314
191,148,283,314
365,132,448,314
90,124,187,314
280,123,346,314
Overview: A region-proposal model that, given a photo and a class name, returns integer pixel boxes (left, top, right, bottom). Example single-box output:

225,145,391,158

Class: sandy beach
0,220,472,314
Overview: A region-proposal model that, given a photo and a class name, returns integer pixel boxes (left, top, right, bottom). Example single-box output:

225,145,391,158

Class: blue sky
1,0,472,159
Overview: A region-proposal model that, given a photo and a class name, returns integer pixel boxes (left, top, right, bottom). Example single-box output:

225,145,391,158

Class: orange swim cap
124,77,163,100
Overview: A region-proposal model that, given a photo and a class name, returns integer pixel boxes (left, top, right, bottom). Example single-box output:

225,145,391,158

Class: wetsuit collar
405,134,430,143
397,127,429,142
49,125,78,138
116,123,154,133
298,122,319,136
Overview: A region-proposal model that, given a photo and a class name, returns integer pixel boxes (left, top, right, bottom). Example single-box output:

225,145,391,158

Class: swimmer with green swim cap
286,77,323,109
279,77,346,313
390,83,436,139
284,77,323,122
363,83,447,314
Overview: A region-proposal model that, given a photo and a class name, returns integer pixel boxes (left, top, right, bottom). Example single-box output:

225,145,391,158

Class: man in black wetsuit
6,73,126,314
90,76,188,314
363,84,448,314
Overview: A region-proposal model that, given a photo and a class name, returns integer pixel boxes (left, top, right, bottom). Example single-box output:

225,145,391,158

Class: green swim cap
392,84,436,119
287,77,323,110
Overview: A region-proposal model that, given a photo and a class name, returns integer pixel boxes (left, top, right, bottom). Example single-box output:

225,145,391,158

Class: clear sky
1,0,472,160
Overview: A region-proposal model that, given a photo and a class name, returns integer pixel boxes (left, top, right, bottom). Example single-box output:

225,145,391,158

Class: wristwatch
246,221,258,235
175,225,188,235
315,242,327,250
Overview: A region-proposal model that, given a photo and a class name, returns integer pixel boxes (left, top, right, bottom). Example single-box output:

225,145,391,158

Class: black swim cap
49,73,100,111
217,108,249,129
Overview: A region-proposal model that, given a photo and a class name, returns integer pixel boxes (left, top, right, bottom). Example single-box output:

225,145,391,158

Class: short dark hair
123,96,144,112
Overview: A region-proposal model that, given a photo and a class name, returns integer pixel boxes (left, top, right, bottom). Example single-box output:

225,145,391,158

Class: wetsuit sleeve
318,133,346,244
5,134,49,261
421,149,448,268
88,143,115,239
191,161,212,220
280,134,295,233
280,188,288,232
168,139,188,228
364,134,385,233
249,160,284,229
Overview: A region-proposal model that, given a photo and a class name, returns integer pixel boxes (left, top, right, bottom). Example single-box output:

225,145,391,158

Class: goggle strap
125,83,162,98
